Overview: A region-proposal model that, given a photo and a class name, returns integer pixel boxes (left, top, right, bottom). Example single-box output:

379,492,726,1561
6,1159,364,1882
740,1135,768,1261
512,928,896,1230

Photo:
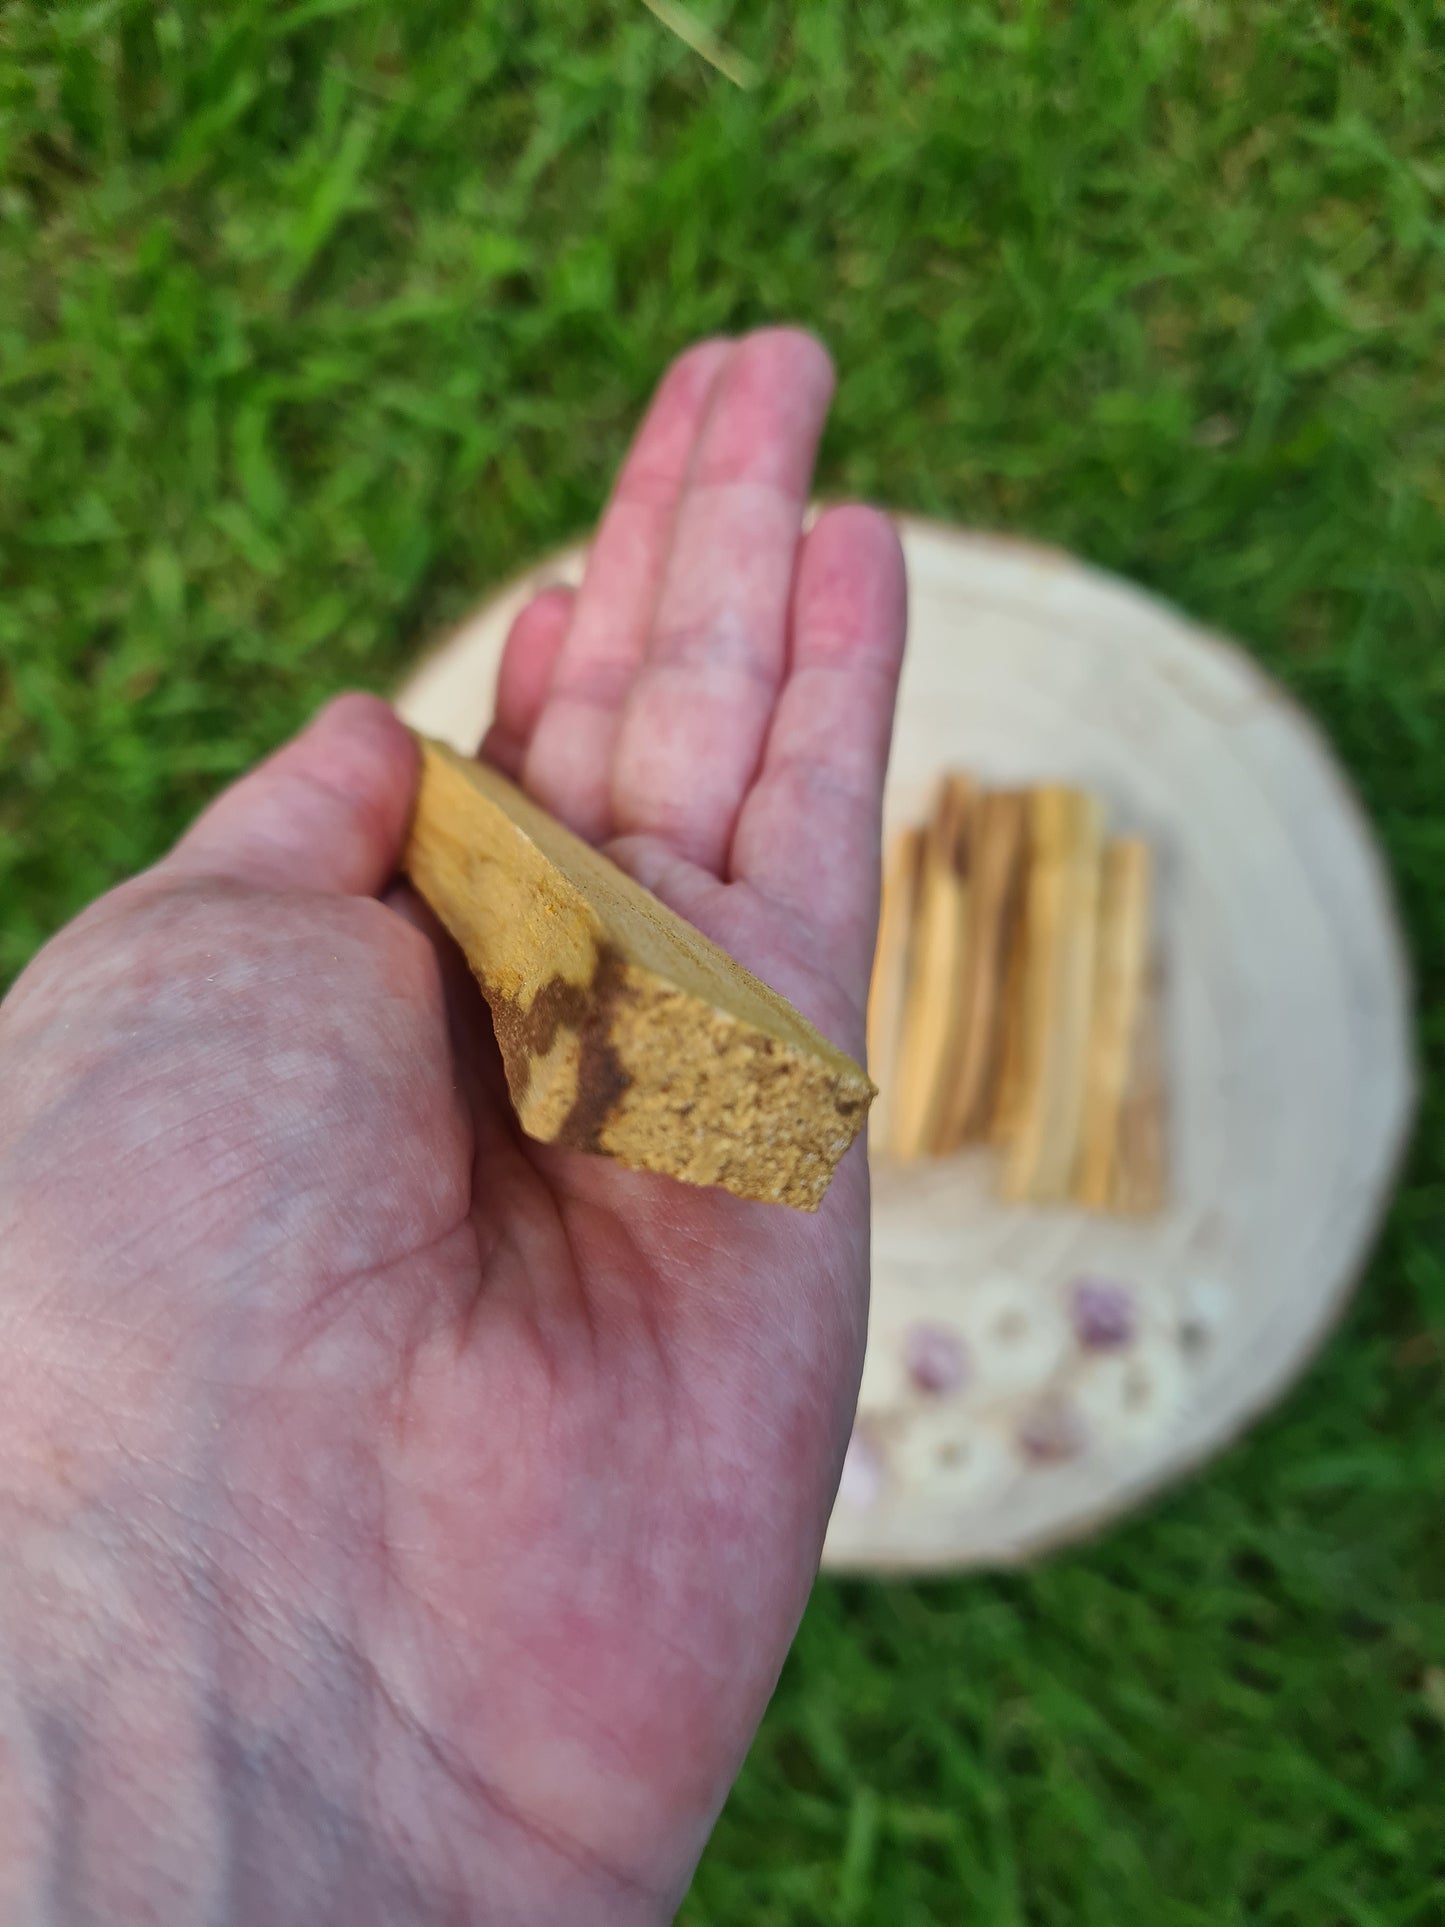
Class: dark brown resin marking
481,943,634,1152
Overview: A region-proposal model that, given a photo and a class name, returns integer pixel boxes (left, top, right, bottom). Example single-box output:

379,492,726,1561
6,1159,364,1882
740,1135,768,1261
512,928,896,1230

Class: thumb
165,694,418,897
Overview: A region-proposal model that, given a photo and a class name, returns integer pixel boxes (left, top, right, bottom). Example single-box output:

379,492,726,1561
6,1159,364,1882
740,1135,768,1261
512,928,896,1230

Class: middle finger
609,327,835,875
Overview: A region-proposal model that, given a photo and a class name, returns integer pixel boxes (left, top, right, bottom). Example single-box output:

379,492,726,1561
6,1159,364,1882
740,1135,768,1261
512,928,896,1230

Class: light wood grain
1000,787,1104,1204
937,788,1029,1151
1074,839,1154,1210
405,738,873,1210
890,775,974,1160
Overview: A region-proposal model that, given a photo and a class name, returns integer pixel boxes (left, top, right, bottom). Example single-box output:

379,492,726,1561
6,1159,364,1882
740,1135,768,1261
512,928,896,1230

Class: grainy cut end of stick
1074,839,1153,1208
867,825,925,1160
891,775,974,1160
938,788,1029,1152
403,737,872,1210
1000,786,1104,1205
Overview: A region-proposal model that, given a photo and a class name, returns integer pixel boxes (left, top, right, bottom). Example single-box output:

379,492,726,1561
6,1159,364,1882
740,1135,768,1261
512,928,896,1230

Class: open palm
0,330,906,1924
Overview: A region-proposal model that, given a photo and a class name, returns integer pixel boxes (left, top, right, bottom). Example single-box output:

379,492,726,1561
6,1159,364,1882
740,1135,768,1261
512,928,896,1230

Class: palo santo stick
988,850,1032,1148
867,826,925,1160
937,789,1029,1151
1111,969,1167,1216
404,738,873,1210
890,775,974,1160
999,786,1104,1204
1074,839,1153,1209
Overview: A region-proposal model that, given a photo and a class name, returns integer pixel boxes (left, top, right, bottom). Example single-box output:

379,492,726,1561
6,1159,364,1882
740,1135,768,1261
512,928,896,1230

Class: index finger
523,338,735,840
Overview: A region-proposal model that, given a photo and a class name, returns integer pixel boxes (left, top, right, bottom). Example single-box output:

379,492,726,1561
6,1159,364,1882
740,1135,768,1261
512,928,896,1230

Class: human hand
0,330,906,1923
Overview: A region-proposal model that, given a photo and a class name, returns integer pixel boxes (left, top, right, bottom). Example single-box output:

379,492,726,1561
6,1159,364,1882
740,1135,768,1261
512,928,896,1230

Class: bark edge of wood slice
395,517,1416,1573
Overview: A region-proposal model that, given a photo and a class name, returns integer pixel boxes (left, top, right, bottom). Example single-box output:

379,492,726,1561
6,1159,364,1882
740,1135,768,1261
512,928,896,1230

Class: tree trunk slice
395,517,1416,1573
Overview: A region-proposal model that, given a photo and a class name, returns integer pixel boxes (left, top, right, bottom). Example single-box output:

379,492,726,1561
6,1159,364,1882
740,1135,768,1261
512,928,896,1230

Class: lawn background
2,2,1443,1920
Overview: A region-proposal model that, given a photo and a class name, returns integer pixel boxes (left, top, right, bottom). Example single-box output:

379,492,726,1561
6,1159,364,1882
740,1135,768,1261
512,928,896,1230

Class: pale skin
0,330,907,1924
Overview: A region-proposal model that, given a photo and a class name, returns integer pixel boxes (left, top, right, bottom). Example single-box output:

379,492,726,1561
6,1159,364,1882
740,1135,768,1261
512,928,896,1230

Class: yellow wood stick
405,737,872,1210
1073,839,1153,1209
891,775,974,1160
1000,786,1104,1204
937,789,1029,1152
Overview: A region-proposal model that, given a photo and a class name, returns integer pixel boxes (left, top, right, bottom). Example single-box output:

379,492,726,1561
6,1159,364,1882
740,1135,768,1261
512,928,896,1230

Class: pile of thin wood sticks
868,776,1165,1214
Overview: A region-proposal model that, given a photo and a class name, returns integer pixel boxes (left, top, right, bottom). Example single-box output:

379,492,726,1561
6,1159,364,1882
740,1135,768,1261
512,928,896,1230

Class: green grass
3,1,1444,1919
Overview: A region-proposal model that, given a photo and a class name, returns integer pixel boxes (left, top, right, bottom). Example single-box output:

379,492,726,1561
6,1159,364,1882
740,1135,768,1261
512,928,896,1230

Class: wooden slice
396,518,1416,1573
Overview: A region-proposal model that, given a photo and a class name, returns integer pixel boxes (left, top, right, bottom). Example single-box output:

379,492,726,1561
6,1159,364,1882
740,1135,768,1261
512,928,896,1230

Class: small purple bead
1017,1399,1087,1464
904,1323,970,1396
1071,1279,1137,1351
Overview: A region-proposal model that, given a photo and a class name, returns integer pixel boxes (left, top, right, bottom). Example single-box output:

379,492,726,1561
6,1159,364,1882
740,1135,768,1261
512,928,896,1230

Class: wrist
0,1497,228,1922
0,1493,678,1926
